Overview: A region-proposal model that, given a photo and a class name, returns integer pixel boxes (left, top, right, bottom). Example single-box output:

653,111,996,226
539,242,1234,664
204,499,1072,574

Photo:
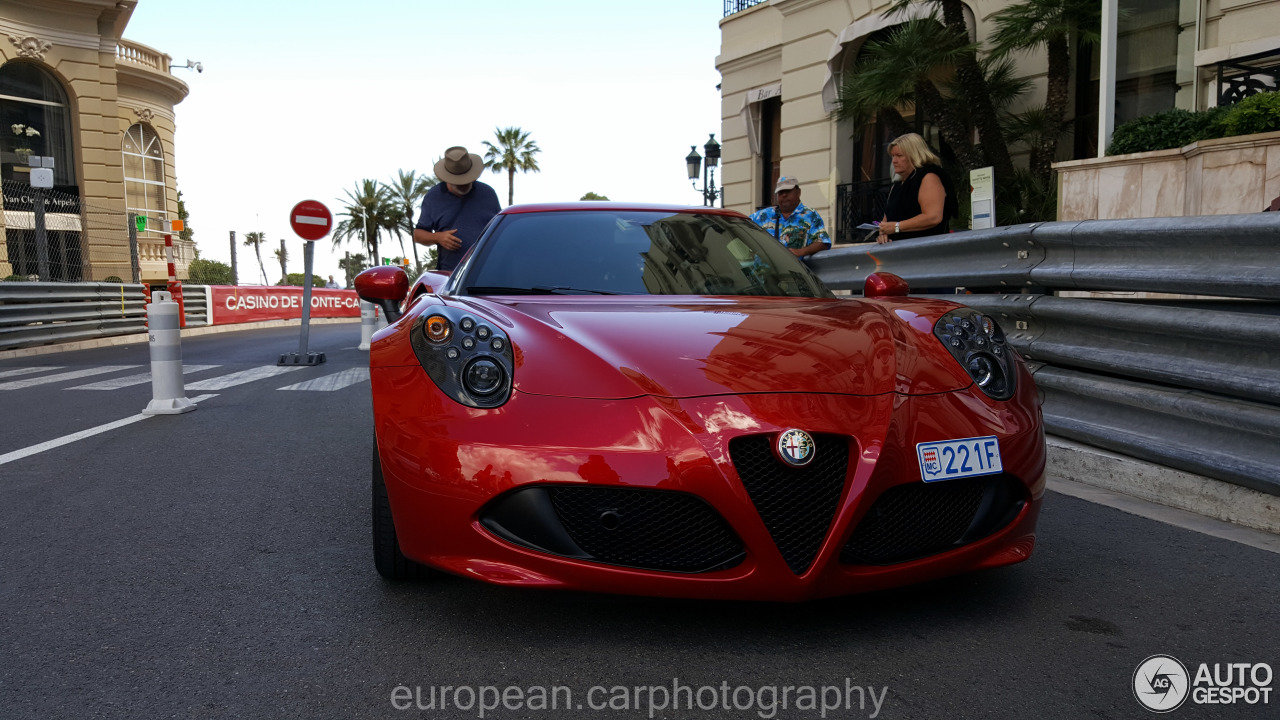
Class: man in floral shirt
749,177,830,259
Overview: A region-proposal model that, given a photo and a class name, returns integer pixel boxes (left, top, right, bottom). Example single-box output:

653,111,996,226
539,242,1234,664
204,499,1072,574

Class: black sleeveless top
883,164,957,240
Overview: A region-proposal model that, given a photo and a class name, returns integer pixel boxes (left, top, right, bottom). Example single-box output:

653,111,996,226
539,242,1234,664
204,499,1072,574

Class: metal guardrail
181,285,208,328
809,213,1280,495
0,282,148,350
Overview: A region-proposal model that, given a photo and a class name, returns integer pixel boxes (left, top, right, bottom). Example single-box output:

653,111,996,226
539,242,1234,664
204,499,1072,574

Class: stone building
716,0,1280,238
0,0,190,282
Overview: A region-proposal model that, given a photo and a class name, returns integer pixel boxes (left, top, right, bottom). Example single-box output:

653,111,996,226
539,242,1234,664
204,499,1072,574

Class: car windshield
455,210,833,298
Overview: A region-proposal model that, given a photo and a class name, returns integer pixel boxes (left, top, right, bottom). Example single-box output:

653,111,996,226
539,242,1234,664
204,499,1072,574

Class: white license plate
917,436,1003,483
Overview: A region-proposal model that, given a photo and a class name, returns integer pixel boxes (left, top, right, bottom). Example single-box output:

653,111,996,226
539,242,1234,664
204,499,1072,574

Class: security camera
195,62,203,74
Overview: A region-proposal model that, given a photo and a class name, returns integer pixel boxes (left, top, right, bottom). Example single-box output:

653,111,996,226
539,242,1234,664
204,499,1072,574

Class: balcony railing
834,179,892,244
116,39,172,74
1217,50,1280,106
725,0,768,18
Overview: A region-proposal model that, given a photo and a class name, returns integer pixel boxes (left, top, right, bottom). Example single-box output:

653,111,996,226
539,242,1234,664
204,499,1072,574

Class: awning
3,211,84,232
740,83,781,156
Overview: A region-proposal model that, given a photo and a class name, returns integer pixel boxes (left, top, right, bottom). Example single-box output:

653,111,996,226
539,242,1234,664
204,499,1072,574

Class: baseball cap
775,176,799,192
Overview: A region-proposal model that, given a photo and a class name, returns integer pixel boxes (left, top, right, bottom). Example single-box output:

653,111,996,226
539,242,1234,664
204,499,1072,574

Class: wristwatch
894,222,900,234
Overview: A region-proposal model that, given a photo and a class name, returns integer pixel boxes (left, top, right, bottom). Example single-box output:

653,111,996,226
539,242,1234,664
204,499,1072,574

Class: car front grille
841,474,1025,565
546,487,744,573
728,433,849,575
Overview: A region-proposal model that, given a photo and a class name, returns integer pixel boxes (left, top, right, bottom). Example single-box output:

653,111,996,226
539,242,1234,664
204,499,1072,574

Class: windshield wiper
465,286,560,295
466,285,623,296
533,286,621,295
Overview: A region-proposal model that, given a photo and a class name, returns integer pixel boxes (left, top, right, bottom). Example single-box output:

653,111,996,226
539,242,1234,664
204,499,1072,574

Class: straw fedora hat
434,146,485,184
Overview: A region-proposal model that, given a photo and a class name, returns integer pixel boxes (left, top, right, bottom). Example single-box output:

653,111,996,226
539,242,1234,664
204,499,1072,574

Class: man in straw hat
413,145,502,271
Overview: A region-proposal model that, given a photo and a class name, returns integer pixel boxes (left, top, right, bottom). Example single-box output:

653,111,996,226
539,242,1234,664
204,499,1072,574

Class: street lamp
686,133,722,207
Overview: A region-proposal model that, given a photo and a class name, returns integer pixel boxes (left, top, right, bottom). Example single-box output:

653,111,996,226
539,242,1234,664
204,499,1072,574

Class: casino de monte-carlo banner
208,286,360,325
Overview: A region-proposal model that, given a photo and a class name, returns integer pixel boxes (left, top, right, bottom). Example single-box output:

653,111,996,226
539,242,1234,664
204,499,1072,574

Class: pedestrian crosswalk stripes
0,363,372,393
278,367,369,391
67,365,222,390
184,365,305,391
0,366,141,391
0,366,64,380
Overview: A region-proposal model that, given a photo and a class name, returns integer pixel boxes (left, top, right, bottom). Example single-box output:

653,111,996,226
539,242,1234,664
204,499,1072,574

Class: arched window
0,61,76,188
122,123,166,230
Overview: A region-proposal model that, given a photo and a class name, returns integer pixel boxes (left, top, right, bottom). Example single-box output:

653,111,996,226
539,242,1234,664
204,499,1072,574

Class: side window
122,123,167,232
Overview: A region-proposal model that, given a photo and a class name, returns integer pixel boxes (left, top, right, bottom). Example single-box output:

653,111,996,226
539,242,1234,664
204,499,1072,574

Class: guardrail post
142,290,195,415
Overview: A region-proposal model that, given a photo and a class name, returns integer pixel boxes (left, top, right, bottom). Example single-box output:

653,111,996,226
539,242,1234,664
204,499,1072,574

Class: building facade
717,0,1280,240
0,0,190,283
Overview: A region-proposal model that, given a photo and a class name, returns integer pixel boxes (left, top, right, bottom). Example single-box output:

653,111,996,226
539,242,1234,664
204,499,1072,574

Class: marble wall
1055,131,1280,221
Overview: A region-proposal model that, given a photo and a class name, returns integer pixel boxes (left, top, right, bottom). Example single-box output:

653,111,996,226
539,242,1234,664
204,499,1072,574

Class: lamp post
685,133,722,207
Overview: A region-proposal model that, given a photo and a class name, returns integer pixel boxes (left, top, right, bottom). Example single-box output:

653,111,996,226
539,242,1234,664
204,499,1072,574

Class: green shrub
281,272,324,287
187,258,235,285
103,275,124,283
1107,106,1229,155
1221,91,1280,136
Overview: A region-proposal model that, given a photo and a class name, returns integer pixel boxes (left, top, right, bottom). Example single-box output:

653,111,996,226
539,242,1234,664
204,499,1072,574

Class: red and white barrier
207,286,360,326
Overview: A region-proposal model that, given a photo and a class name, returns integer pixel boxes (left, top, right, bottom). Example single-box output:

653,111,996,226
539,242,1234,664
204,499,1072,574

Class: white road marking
0,366,140,391
67,364,222,390
294,214,328,226
0,394,217,467
278,367,369,391
186,365,303,391
0,367,64,379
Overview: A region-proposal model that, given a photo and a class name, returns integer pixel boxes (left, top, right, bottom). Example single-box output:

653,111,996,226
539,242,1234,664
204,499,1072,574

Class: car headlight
933,308,1016,401
409,307,514,408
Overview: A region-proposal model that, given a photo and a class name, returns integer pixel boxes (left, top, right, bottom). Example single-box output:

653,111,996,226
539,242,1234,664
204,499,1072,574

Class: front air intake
729,433,850,575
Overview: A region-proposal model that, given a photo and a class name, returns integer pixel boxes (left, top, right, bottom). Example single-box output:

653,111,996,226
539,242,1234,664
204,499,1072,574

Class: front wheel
372,435,432,580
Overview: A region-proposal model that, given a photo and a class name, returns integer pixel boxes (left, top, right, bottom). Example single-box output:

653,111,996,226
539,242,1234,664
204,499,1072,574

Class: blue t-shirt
416,181,501,271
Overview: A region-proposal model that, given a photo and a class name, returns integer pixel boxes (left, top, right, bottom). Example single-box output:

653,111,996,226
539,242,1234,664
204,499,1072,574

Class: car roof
499,202,747,218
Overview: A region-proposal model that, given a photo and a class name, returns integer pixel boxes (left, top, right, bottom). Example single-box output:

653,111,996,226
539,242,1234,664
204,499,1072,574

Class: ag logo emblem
1133,654,1189,713
776,429,815,468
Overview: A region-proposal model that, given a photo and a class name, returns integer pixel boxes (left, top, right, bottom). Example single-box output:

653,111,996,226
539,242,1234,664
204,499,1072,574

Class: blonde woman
876,133,957,243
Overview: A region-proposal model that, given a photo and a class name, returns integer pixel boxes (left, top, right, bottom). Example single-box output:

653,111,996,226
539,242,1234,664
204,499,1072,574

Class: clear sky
122,0,725,285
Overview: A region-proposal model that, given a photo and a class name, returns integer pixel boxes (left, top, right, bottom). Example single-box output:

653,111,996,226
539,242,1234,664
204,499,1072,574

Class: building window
123,123,167,230
0,61,76,188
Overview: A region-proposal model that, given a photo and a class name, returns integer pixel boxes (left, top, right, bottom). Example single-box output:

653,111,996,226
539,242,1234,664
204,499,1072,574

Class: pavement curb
0,318,361,360
1048,435,1280,535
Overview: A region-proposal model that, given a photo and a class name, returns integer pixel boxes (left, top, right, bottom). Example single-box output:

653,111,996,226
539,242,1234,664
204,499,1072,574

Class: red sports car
355,203,1044,601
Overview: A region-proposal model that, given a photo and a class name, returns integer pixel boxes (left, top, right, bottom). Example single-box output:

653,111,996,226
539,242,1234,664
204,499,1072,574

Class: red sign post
280,200,334,366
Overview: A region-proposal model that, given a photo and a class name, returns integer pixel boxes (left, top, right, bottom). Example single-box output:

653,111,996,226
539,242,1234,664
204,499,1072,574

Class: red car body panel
370,289,1045,601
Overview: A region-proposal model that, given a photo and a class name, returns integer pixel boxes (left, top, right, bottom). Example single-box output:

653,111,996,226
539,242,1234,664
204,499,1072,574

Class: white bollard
142,290,196,415
358,300,378,351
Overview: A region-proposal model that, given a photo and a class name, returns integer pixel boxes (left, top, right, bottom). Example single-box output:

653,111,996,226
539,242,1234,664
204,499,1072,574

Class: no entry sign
290,200,332,241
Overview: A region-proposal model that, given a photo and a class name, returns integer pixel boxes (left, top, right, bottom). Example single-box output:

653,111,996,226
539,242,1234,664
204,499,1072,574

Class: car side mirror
864,272,910,298
355,266,410,322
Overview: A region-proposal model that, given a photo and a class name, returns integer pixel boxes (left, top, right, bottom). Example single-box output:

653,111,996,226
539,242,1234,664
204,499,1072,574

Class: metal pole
1098,0,1118,157
128,213,141,284
229,230,238,285
299,241,314,357
33,187,50,280
279,237,287,282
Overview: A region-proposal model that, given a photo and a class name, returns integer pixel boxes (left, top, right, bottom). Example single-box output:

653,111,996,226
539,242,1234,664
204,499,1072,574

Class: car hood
445,296,972,400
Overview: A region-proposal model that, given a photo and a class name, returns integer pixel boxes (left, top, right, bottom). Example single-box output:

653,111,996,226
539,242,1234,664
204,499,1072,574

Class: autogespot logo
1134,655,1190,713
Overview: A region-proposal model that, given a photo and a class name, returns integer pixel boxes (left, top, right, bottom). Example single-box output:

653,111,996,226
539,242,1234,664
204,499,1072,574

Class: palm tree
482,127,541,205
834,17,986,170
990,0,1101,180
242,231,268,284
273,240,288,284
333,179,392,264
889,0,1016,180
384,169,437,268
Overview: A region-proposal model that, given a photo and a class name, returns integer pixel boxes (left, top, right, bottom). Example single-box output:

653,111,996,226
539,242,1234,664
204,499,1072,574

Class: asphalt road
1,323,1277,719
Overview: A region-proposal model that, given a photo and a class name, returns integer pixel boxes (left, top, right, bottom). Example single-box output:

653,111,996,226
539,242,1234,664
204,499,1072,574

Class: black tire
372,435,432,581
